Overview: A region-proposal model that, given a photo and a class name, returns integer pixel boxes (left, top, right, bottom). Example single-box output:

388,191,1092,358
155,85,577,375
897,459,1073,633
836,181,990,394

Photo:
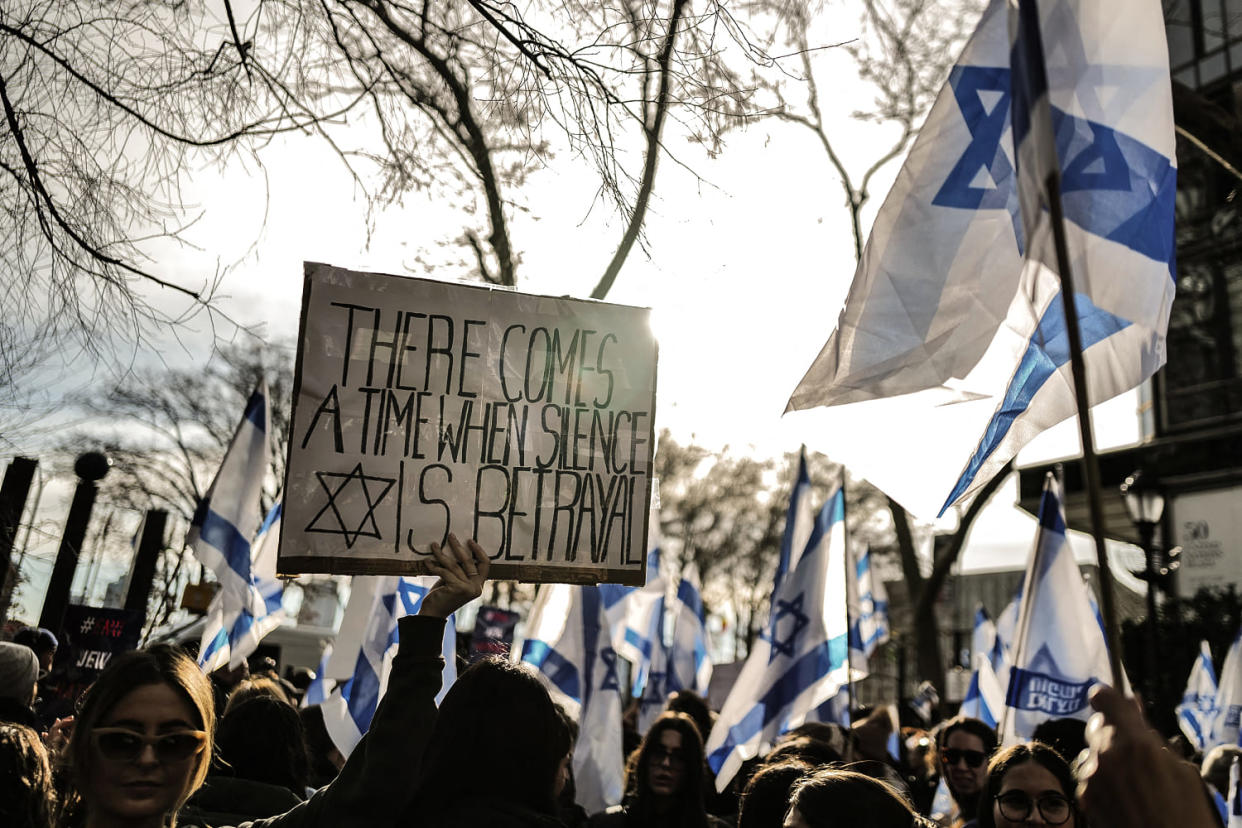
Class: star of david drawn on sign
599,646,621,692
762,593,809,662
305,462,396,549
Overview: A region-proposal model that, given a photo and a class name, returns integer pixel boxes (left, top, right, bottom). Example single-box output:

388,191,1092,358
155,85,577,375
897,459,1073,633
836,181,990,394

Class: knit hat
0,641,40,702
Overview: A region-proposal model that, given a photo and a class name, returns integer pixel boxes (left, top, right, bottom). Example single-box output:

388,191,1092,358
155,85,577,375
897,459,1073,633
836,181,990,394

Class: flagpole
841,468,858,721
1045,170,1126,689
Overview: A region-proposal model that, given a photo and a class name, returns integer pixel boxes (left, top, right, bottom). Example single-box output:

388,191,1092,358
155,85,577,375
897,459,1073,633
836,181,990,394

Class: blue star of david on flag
762,593,810,662
599,646,621,692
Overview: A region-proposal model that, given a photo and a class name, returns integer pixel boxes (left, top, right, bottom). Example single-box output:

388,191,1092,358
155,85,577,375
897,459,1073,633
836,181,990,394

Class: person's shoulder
706,815,733,828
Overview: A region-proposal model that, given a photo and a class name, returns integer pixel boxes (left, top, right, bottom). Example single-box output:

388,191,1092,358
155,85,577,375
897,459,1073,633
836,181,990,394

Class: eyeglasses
996,791,1073,825
650,746,687,768
941,748,987,768
91,728,207,763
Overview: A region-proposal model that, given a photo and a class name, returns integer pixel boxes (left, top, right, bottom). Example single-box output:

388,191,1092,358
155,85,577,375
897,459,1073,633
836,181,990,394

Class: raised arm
240,535,489,828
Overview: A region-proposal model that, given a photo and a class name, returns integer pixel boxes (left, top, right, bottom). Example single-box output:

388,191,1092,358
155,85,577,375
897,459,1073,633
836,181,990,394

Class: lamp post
1120,469,1165,705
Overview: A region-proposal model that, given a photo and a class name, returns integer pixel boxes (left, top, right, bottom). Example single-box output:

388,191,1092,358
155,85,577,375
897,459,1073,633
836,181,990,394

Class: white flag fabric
972,606,997,667
189,384,277,672
667,563,713,698
705,485,851,790
776,451,815,593
847,544,890,666
1176,640,1219,752
959,652,1006,729
786,0,1176,518
1002,474,1119,742
321,576,456,757
1210,627,1242,750
521,584,625,813
615,544,666,696
197,501,286,672
302,642,333,709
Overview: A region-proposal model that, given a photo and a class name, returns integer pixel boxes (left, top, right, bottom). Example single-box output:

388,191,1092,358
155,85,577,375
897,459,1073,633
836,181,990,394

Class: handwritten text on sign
279,263,658,584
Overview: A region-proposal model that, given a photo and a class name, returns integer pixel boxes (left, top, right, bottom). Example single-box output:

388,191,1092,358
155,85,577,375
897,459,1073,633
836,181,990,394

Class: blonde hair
62,645,215,827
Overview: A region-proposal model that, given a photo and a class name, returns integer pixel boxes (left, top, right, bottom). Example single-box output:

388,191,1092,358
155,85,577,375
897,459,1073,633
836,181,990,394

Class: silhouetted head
412,657,571,817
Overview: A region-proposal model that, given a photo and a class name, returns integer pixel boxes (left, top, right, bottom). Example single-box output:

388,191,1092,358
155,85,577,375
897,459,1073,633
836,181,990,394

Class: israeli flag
973,606,997,664
302,643,333,708
847,544,890,666
521,584,624,813
1209,627,1242,750
190,384,278,672
776,450,815,593
633,594,671,736
667,562,713,698
959,652,1006,729
786,0,1176,519
1175,640,1218,752
614,543,667,700
1002,474,1120,742
705,485,851,790
321,576,457,757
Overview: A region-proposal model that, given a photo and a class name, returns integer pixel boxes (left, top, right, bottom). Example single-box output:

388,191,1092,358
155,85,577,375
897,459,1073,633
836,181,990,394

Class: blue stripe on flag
1036,484,1067,535
244,390,267,431
941,292,1130,513
257,501,282,537
803,489,846,554
706,633,848,773
581,586,603,704
775,454,812,594
521,640,582,702
198,626,228,667
194,506,253,582
677,579,704,621
230,610,255,643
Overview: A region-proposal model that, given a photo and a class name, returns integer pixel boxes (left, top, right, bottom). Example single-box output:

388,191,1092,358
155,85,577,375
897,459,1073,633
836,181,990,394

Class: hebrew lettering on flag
1002,474,1121,743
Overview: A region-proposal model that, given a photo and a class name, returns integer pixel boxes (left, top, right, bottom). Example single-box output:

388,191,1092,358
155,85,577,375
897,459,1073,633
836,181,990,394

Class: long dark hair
63,644,215,827
624,712,711,828
410,657,571,818
974,742,1077,828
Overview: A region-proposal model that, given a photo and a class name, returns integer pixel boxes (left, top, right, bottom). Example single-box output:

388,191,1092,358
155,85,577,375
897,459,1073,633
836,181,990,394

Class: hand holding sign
419,533,490,619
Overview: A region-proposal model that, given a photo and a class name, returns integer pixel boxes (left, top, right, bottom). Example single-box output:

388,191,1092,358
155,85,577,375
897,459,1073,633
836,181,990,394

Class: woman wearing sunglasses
934,716,997,826
58,535,488,828
974,743,1078,828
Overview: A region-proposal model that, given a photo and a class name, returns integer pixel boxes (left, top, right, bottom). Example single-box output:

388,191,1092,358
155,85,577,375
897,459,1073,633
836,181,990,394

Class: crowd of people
0,536,1228,827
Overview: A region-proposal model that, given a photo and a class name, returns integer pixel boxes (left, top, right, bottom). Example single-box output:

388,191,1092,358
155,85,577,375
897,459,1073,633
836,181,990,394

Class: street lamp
1120,469,1165,707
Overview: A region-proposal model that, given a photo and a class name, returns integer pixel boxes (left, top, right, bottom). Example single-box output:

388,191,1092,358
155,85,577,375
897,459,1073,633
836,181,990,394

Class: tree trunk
891,462,1014,696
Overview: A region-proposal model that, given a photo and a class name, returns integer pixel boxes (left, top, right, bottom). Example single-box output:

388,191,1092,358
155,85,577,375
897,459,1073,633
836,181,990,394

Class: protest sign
279,263,658,584
40,605,143,722
469,605,521,663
